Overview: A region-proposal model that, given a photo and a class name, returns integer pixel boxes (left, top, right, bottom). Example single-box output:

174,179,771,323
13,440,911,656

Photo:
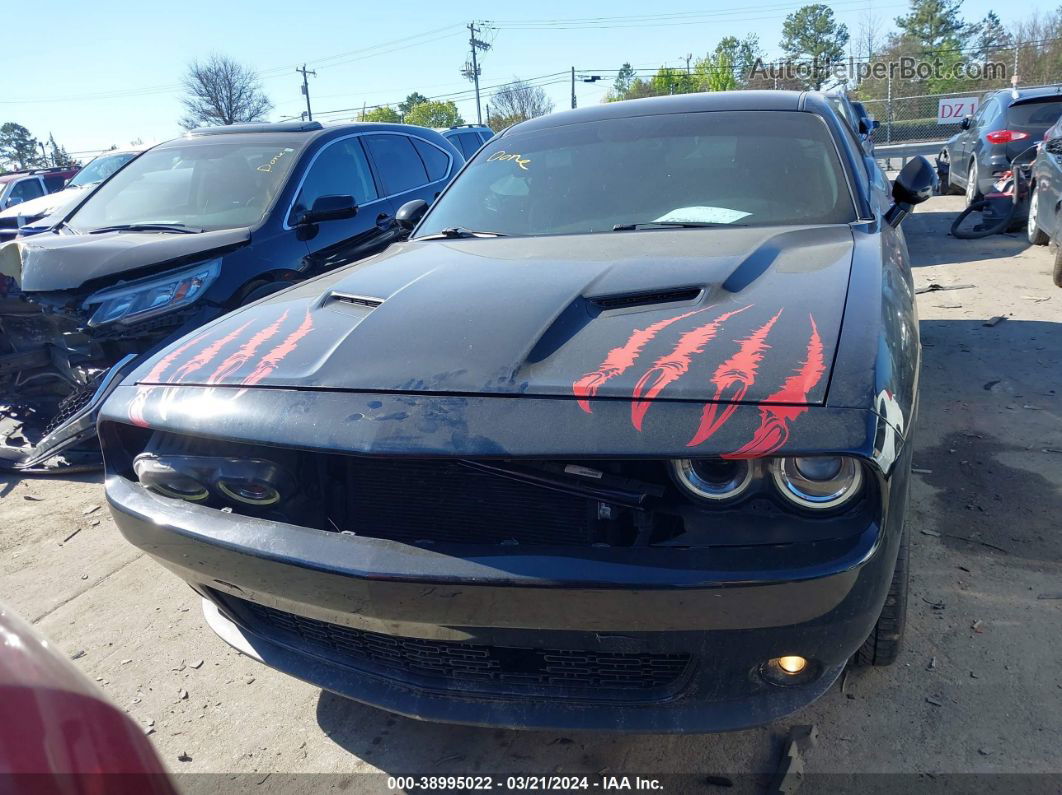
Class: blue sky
5,0,1050,157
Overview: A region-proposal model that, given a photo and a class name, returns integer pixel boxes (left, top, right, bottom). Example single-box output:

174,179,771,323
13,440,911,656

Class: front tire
851,525,909,667
1028,185,1050,245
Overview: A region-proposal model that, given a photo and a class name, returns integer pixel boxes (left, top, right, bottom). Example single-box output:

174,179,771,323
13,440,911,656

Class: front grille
328,458,598,546
226,596,691,700
43,381,99,434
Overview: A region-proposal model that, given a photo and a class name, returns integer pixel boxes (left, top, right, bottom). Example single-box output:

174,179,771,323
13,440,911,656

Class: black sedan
100,91,935,732
0,120,462,471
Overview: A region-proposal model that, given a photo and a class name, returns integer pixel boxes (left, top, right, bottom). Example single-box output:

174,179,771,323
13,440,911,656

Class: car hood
135,226,855,408
13,227,251,292
0,185,85,222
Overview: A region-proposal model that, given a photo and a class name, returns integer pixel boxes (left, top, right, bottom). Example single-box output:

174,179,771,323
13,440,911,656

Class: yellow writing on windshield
487,151,531,170
257,149,292,173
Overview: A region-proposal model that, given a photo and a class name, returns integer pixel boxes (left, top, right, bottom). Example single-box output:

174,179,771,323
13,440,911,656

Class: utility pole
296,64,316,121
462,22,491,125
571,67,577,109
572,72,602,109
684,53,692,75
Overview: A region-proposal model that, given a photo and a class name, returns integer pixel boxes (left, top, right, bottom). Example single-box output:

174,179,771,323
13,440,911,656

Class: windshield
66,137,305,233
415,111,856,238
68,152,137,188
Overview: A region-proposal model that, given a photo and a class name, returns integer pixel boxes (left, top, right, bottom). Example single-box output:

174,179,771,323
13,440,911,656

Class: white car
0,148,143,242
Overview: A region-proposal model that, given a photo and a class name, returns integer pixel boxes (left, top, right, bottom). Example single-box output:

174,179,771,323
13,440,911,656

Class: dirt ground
2,193,1061,792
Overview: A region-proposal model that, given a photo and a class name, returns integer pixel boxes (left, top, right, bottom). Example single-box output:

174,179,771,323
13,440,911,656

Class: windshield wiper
612,221,748,231
89,223,204,234
419,226,508,239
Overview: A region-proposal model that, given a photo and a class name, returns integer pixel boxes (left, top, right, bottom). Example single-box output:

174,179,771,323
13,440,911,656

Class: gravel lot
2,193,1061,791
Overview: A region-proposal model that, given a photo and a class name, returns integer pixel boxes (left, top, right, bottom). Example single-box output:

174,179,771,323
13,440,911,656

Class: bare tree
180,54,272,129
487,79,554,130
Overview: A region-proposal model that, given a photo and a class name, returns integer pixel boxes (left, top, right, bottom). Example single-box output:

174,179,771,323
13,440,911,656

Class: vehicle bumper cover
106,469,905,732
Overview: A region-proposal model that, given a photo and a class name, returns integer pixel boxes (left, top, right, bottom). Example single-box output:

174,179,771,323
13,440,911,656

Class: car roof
506,90,811,135
989,85,1062,105
164,121,447,149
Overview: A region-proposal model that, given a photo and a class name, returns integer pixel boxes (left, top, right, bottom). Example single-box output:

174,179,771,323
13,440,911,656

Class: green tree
973,11,1011,60
612,63,636,96
695,52,738,92
358,106,401,123
46,134,76,168
398,92,429,118
404,100,463,128
714,34,764,85
649,66,693,95
894,0,969,50
0,123,42,171
780,4,850,89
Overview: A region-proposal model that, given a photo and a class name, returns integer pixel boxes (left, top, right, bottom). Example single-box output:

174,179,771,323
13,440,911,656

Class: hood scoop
328,291,384,308
589,287,702,312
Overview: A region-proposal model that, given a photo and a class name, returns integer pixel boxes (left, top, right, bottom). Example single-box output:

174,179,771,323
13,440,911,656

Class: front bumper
106,464,905,732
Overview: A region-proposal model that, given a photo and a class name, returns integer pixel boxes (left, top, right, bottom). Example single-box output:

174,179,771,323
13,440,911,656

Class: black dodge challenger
100,91,935,732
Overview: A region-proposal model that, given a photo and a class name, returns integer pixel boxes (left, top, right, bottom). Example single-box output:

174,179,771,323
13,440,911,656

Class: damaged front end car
0,239,232,471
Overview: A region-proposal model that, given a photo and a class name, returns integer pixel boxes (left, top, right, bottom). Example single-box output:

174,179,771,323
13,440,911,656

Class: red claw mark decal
167,320,254,383
206,310,289,384
236,310,314,393
572,309,705,413
686,309,783,446
724,315,825,459
127,329,214,427
629,305,751,431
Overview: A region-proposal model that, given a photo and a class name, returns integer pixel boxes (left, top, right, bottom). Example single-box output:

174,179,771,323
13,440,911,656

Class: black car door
362,133,453,215
291,135,398,274
1035,134,1062,239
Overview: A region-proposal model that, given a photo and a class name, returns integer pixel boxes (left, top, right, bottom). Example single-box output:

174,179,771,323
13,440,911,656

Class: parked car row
938,85,1062,204
94,91,937,732
0,150,142,243
0,120,464,470
0,166,80,215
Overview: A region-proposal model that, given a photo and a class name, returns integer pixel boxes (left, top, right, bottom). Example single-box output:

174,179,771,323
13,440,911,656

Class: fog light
778,655,807,674
760,655,817,686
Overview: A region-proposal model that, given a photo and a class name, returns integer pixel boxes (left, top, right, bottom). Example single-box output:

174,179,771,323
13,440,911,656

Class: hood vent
589,287,702,312
329,292,384,308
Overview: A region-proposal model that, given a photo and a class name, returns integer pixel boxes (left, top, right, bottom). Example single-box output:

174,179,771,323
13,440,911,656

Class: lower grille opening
220,595,692,702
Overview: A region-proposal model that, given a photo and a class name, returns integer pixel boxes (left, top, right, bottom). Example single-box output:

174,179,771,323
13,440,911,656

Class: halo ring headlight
670,458,754,502
216,479,281,506
770,456,863,510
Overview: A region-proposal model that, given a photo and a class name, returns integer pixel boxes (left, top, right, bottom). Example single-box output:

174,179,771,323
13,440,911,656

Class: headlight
133,452,290,507
133,455,209,501
770,456,863,510
84,257,221,327
670,458,753,502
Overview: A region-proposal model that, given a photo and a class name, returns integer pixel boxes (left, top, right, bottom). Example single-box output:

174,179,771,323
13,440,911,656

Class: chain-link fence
860,82,1062,146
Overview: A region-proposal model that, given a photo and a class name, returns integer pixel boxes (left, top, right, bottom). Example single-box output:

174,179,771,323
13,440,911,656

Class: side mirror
299,194,357,225
960,116,971,130
871,119,880,130
885,156,938,228
395,199,428,231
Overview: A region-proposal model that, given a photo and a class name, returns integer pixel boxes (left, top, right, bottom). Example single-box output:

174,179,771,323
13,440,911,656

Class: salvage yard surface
2,193,1061,790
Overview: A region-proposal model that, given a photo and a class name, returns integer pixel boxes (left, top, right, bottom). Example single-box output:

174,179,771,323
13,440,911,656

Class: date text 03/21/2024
385,775,665,791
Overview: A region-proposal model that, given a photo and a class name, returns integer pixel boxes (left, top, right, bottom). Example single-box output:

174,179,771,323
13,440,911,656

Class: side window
456,133,482,158
478,131,493,145
11,179,45,203
289,138,378,224
974,99,996,127
43,174,67,192
411,138,450,182
363,134,429,196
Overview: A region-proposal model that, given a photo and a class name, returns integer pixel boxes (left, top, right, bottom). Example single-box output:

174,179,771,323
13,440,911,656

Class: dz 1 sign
938,97,979,125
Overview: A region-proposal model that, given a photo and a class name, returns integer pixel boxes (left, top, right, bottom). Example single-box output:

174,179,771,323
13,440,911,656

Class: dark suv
0,120,462,470
939,85,1062,203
